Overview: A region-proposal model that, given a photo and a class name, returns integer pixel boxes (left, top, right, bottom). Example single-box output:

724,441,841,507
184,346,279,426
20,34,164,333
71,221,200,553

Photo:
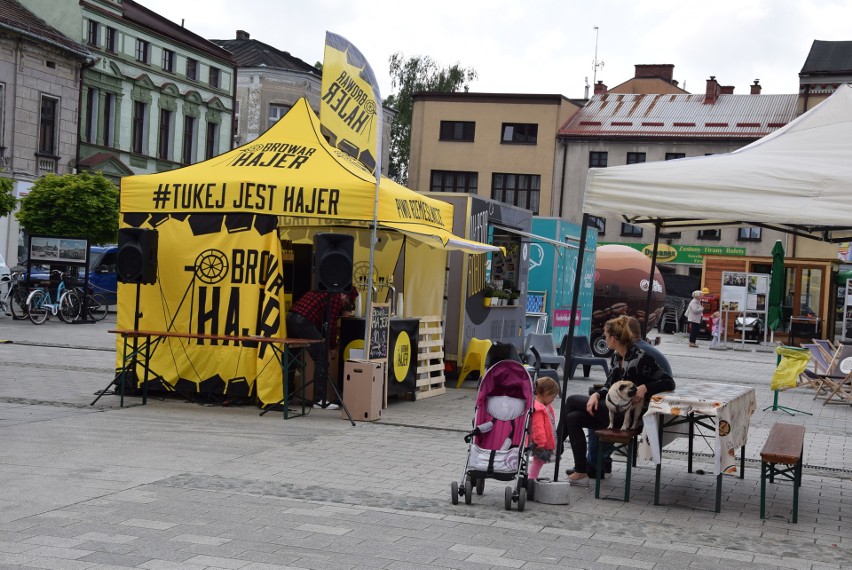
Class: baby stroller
450,344,535,511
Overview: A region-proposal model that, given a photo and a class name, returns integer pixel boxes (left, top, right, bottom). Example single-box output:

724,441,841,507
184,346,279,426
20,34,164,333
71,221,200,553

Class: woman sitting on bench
558,315,676,487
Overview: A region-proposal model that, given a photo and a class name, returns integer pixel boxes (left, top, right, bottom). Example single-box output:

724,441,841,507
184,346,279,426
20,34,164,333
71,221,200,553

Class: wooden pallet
415,315,446,399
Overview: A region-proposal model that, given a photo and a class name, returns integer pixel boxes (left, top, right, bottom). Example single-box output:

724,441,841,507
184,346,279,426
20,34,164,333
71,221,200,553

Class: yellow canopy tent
117,98,494,404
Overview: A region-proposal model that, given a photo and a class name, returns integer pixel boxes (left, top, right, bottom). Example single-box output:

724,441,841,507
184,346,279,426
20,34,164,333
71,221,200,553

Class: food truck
425,194,532,371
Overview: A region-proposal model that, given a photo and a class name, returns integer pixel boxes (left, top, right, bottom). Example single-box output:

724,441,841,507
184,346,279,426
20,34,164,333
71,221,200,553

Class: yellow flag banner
115,214,289,404
320,31,382,174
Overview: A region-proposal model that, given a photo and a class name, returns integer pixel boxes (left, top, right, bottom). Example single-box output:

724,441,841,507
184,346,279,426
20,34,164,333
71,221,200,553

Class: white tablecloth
640,383,757,475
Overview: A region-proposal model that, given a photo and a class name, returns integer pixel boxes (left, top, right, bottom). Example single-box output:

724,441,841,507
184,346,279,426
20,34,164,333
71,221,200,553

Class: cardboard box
342,360,384,421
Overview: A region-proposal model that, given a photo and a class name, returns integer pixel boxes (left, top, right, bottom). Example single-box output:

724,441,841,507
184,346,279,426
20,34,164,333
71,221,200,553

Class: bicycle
26,270,76,324
60,282,109,322
2,270,32,319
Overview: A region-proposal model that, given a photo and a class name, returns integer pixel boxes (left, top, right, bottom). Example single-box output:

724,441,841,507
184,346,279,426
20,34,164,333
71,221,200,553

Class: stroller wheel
450,481,459,505
517,486,527,512
464,477,473,505
476,477,485,495
504,486,513,510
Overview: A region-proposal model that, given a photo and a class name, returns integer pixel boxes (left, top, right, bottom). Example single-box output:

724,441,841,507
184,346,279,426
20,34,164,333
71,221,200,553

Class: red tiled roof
559,92,798,139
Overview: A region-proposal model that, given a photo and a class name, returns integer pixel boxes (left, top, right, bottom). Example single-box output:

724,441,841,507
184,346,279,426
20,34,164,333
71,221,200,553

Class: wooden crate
415,315,446,399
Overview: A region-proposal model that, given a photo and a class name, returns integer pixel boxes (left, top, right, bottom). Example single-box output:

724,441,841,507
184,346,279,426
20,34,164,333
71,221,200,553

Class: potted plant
509,289,520,306
482,284,494,307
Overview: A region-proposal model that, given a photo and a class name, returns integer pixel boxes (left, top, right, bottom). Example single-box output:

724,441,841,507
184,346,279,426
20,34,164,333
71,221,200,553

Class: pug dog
605,380,642,431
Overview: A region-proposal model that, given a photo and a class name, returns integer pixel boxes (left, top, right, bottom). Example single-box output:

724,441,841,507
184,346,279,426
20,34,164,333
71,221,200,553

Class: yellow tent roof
120,98,495,253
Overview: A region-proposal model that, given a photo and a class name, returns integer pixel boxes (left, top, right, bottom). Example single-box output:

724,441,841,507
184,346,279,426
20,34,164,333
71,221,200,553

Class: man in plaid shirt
287,289,358,409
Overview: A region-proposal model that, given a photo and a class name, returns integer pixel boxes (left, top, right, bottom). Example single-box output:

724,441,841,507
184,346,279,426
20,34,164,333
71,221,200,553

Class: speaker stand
92,282,147,407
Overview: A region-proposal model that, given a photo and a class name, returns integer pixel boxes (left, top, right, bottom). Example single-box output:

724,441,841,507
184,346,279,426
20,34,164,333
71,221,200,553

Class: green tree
385,53,477,185
0,172,15,218
16,171,119,244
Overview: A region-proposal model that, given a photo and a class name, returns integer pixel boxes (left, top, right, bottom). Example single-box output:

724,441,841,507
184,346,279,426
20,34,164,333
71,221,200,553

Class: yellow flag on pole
320,31,382,175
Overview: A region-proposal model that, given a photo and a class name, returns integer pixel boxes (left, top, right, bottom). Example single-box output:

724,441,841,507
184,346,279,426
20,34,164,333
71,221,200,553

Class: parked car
0,253,9,281
734,315,764,341
23,245,118,306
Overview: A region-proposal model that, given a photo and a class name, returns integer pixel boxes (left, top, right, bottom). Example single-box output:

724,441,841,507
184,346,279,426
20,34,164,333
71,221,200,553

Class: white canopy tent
584,84,852,242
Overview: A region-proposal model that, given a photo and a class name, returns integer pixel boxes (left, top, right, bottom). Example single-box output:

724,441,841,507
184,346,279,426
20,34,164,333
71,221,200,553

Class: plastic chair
523,333,565,372
559,334,610,379
457,338,492,388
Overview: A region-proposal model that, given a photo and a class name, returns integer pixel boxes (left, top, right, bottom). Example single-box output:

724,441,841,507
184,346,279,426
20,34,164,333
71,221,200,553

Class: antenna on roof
592,26,605,87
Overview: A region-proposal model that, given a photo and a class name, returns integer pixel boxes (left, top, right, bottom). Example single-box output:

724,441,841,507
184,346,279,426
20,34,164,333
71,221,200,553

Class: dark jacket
597,342,675,403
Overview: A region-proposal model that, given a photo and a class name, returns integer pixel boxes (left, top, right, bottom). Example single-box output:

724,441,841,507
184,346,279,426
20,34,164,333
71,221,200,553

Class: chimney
634,64,675,83
704,76,721,104
236,30,250,40
750,79,762,95
720,85,735,94
594,80,608,95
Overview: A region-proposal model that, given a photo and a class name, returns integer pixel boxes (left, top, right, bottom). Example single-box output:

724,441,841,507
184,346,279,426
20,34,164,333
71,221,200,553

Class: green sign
601,242,746,265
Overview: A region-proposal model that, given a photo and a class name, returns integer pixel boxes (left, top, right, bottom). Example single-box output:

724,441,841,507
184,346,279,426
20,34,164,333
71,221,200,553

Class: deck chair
559,334,610,379
523,333,565,372
457,338,492,388
807,342,852,404
799,344,834,390
813,338,839,360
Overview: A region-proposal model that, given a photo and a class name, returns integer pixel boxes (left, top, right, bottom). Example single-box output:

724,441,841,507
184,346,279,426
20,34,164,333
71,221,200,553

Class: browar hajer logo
393,330,412,383
192,248,285,358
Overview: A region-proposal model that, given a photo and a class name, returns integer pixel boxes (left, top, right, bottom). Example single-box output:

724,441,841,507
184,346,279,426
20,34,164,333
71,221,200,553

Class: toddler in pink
528,376,560,479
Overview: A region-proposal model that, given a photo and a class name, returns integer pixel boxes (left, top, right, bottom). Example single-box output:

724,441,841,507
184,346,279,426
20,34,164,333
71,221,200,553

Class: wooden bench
593,428,640,502
760,422,805,523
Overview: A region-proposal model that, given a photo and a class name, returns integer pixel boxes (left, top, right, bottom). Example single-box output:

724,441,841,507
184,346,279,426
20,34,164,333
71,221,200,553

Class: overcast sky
140,0,852,99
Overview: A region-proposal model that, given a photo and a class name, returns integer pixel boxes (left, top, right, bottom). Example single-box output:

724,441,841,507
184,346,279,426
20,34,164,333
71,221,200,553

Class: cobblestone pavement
0,315,850,569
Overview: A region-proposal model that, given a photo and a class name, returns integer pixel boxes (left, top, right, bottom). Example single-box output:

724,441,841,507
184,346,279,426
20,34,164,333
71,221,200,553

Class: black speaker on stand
117,228,159,284
314,233,354,293
93,228,160,408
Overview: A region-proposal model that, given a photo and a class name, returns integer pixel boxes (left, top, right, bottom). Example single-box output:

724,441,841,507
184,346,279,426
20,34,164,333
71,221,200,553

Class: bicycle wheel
59,290,82,322
9,285,29,320
28,289,50,324
87,293,109,321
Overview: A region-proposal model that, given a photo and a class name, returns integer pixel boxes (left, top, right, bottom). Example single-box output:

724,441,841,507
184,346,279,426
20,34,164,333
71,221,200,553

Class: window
102,93,114,147
491,173,540,214
234,100,240,138
135,39,149,63
737,227,762,241
665,152,686,160
621,223,644,237
626,152,646,164
430,170,478,193
439,120,475,141
182,116,196,164
589,151,608,167
105,27,117,52
87,20,99,46
268,103,290,127
205,121,218,159
85,88,97,142
501,123,537,144
186,58,198,80
209,66,220,88
587,215,606,234
38,96,58,155
0,84,5,154
697,229,721,240
132,101,146,154
161,49,174,72
158,109,172,159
